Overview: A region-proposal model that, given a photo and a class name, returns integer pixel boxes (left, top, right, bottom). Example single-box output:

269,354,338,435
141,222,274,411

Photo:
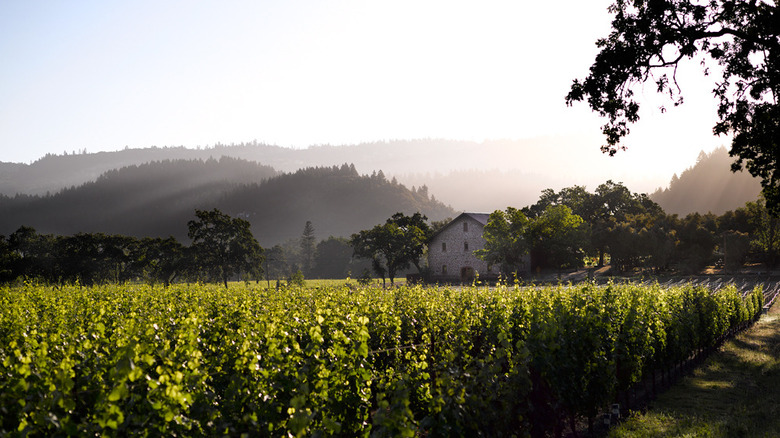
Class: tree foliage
187,209,264,287
527,205,588,270
476,208,530,275
746,197,780,268
300,220,316,276
349,212,431,285
567,0,780,212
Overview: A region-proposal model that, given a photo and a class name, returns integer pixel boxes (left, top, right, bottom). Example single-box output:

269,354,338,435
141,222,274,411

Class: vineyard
0,281,764,437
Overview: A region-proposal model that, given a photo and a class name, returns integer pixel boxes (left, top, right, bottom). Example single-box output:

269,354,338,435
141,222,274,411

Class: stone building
427,212,499,283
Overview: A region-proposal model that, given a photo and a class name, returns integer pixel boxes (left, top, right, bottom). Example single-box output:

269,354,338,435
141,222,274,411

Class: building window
442,265,448,274
463,222,468,232
442,242,447,252
464,241,469,251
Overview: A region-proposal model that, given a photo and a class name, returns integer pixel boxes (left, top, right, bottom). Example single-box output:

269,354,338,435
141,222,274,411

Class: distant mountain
0,145,284,196
0,159,455,246
400,169,556,214
0,140,552,196
0,138,634,212
650,146,761,215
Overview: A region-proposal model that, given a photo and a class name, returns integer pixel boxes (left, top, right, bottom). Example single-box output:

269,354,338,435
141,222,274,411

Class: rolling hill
0,158,455,246
650,146,761,215
0,138,620,211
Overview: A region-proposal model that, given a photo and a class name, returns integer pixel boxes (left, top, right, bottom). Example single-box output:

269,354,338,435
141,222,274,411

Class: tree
567,0,780,212
387,212,432,274
722,230,750,272
675,213,718,273
134,237,185,287
8,226,56,282
187,209,264,288
0,235,18,283
746,198,780,268
476,207,531,275
312,237,370,279
526,205,588,271
589,181,653,266
639,214,678,272
300,220,316,276
349,212,431,286
263,245,288,288
350,225,399,287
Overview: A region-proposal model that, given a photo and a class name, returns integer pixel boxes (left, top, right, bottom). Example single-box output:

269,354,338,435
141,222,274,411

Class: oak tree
187,209,264,288
476,207,531,275
349,212,431,285
567,0,780,212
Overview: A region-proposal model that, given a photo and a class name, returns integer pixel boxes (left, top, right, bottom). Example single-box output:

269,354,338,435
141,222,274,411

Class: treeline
481,180,779,275
0,213,376,287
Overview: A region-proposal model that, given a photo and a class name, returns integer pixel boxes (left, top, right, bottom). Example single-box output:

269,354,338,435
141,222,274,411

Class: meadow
0,281,763,437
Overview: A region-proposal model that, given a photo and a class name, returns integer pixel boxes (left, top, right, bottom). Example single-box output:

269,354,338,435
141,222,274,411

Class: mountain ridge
0,158,455,246
0,138,649,211
650,146,761,215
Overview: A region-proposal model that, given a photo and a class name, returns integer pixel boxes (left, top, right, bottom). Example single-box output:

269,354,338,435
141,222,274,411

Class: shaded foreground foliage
0,282,762,437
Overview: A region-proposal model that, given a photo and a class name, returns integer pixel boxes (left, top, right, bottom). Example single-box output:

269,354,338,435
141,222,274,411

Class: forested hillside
214,165,454,245
0,140,547,196
0,139,624,211
650,146,761,215
0,159,454,246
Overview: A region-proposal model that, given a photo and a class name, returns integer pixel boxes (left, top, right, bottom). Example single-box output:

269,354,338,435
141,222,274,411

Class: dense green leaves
0,281,762,436
567,0,780,212
350,213,431,285
475,207,530,274
188,208,264,288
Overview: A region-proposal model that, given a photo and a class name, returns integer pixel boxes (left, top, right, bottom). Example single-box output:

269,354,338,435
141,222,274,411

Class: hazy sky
1,1,729,188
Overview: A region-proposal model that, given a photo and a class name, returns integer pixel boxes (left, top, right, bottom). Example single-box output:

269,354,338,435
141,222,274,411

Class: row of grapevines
0,281,763,436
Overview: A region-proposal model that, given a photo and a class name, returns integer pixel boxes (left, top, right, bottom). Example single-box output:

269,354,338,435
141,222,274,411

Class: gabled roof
463,213,490,226
430,212,491,240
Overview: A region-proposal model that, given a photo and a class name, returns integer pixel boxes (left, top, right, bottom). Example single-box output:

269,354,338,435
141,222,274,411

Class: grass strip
610,302,780,437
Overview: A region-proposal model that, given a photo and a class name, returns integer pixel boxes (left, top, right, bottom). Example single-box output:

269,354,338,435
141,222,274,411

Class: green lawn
610,302,780,437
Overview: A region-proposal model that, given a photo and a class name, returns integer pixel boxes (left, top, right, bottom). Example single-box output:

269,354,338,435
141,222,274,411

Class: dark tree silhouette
0,235,17,283
187,209,264,288
263,245,288,287
567,0,780,212
299,220,316,276
135,237,185,287
349,212,431,286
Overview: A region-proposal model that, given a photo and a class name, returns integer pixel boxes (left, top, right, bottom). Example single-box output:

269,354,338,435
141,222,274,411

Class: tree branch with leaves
567,0,779,212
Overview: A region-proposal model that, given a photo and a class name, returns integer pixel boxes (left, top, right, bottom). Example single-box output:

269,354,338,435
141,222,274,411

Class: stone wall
428,214,496,282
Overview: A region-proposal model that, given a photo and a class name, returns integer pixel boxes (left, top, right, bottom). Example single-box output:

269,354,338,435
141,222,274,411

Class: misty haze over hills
0,141,763,244
1,138,671,212
0,159,454,246
650,146,761,216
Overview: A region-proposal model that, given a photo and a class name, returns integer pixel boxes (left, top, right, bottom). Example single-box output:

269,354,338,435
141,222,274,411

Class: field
0,281,763,437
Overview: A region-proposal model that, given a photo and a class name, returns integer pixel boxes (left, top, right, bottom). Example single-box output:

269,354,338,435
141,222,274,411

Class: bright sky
0,1,728,189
